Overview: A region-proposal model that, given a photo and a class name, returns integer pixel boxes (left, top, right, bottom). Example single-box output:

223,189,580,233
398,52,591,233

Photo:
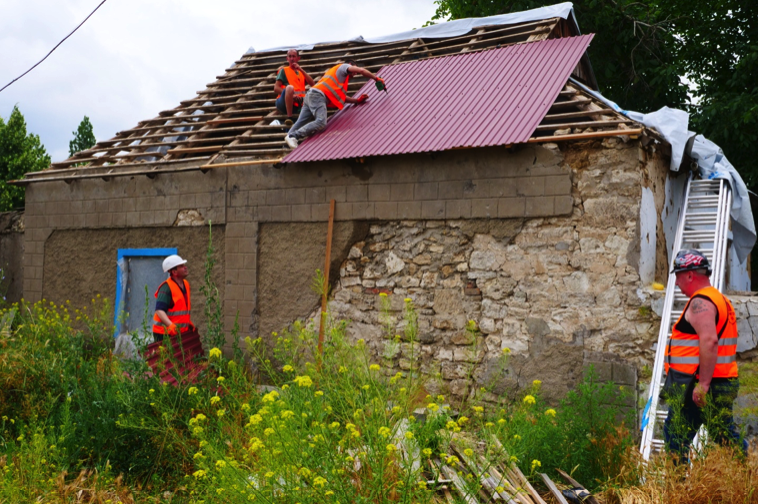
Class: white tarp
570,77,756,264
248,2,575,54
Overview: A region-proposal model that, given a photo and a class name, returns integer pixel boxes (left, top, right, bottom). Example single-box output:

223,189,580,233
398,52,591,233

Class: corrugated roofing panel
283,35,593,163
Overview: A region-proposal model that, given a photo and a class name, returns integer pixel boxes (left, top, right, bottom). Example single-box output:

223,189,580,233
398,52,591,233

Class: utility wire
0,0,108,94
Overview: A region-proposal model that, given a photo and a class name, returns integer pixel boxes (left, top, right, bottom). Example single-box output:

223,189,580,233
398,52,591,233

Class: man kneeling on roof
285,60,384,149
274,49,315,125
153,254,195,343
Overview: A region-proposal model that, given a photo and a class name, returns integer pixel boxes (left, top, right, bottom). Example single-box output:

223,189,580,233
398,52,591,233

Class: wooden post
317,199,336,364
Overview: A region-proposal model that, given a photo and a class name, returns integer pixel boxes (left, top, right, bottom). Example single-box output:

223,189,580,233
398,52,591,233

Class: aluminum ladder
639,175,732,461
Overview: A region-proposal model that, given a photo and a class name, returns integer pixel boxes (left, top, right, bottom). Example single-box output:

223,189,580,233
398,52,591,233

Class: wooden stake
539,474,569,504
317,199,336,366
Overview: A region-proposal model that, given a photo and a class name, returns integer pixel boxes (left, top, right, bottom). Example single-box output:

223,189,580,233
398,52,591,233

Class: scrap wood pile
381,421,598,504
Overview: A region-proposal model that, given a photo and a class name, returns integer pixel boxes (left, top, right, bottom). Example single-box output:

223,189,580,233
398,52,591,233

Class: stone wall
320,138,657,404
0,211,24,304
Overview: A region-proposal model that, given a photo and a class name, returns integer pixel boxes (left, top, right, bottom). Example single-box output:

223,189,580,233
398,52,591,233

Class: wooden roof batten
17,15,663,184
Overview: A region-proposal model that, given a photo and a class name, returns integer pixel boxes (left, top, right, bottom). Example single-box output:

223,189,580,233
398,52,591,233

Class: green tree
0,106,50,211
430,0,758,186
68,115,96,157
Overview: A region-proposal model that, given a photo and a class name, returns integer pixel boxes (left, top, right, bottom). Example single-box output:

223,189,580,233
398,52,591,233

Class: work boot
285,135,299,149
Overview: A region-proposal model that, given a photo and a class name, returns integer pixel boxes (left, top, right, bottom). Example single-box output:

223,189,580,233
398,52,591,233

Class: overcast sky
0,0,439,162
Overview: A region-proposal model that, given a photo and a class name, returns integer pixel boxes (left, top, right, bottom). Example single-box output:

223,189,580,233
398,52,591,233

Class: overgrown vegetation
0,246,755,501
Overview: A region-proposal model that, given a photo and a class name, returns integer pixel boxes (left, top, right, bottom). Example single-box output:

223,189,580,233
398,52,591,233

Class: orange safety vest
277,66,307,99
665,286,738,379
153,278,192,335
313,64,350,109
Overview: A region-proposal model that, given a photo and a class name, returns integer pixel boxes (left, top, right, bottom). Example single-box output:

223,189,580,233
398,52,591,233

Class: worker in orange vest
285,59,384,149
663,249,747,460
274,49,315,125
152,254,195,342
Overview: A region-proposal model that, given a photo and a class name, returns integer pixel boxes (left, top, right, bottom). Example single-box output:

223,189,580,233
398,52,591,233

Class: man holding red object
153,254,195,342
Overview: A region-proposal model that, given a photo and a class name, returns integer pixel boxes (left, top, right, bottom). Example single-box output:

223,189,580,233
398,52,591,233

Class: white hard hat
162,254,187,273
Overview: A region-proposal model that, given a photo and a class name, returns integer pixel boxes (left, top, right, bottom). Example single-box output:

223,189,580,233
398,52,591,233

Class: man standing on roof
285,60,384,149
663,249,747,461
274,49,315,125
153,254,195,343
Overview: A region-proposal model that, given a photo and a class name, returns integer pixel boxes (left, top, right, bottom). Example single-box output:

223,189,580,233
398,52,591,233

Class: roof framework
22,17,649,184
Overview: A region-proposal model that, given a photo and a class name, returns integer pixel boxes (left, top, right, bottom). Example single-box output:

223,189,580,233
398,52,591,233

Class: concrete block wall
226,145,573,224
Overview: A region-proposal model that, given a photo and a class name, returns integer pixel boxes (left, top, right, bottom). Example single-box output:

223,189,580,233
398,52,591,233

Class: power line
0,0,108,94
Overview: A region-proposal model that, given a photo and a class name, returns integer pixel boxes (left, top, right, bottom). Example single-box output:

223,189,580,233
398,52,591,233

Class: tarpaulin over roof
252,2,576,53
283,34,593,163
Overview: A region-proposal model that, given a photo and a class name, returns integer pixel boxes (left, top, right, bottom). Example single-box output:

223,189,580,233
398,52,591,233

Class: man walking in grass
663,249,747,460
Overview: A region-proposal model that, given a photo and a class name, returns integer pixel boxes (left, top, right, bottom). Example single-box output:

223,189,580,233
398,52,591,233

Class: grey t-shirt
313,64,351,98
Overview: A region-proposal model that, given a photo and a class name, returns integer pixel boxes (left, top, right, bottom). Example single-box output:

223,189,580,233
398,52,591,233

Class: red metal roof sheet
283,35,594,163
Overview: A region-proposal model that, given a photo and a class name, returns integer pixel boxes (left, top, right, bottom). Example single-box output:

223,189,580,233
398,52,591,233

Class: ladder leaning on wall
639,174,733,461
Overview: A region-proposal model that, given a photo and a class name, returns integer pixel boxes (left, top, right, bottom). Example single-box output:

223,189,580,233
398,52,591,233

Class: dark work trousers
663,378,747,461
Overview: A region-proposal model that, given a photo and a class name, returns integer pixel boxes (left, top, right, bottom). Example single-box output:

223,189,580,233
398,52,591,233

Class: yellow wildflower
193,470,206,478
209,348,222,359
427,402,439,412
216,376,225,383
531,459,541,470
422,448,432,457
386,444,397,453
522,395,536,406
339,366,347,373
379,292,388,298
464,448,474,457
210,396,221,405
545,409,557,417
216,460,227,469
217,409,226,417
294,375,313,388
532,379,542,388
262,390,279,403
378,426,391,438
404,431,414,440
458,416,469,425
188,387,198,395
369,364,380,371
315,390,324,397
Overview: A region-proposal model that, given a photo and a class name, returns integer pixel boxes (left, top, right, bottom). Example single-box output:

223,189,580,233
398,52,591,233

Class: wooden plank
434,461,480,504
166,145,224,155
508,464,547,504
542,108,617,121
317,199,335,364
556,469,600,504
199,158,283,169
534,119,632,131
218,149,288,156
13,156,216,184
539,474,569,504
548,98,592,110
528,128,643,143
